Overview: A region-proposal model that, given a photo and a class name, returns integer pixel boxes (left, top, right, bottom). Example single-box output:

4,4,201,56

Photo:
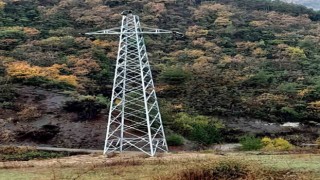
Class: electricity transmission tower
86,11,172,156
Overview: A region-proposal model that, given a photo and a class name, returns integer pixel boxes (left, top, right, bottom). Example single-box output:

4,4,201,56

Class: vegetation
1,0,320,145
166,134,185,146
0,153,318,179
262,137,294,151
160,159,310,180
63,93,108,121
171,113,222,145
239,136,294,151
0,146,67,161
239,135,263,151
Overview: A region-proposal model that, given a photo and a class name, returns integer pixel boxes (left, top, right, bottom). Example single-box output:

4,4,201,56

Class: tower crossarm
85,27,122,35
85,27,172,35
140,27,172,34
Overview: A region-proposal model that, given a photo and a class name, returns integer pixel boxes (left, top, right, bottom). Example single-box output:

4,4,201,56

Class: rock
211,143,241,151
281,122,300,128
306,121,320,127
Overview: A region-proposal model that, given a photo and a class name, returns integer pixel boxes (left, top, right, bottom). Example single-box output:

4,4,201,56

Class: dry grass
17,106,41,121
156,159,312,180
0,146,36,155
0,152,318,180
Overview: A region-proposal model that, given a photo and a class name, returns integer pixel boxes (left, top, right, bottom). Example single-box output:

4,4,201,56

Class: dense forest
1,0,320,147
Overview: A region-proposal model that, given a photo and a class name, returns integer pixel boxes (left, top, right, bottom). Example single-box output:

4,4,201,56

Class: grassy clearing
238,153,320,171
0,153,319,180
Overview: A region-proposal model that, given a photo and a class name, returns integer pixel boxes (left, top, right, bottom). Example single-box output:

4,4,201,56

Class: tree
6,61,78,87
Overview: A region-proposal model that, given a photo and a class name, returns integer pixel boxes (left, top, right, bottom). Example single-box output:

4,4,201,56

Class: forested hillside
1,0,320,147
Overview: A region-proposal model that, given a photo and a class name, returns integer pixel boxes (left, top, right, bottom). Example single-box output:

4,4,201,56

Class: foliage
159,67,190,85
64,94,108,121
0,82,15,109
166,134,184,146
1,0,320,131
261,137,294,151
0,83,15,102
277,82,299,95
172,113,222,145
245,71,275,87
5,61,78,88
239,135,263,151
0,0,40,26
0,146,67,161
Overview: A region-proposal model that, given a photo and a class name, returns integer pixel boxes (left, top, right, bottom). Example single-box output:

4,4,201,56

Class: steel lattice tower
86,11,171,156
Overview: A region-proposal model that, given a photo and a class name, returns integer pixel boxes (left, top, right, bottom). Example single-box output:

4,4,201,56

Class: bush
159,67,190,85
0,84,16,102
64,94,108,121
244,71,274,87
0,146,67,161
17,106,41,121
172,113,223,145
0,83,16,109
190,123,221,145
262,137,294,151
166,134,184,146
277,82,299,95
280,107,302,120
261,137,272,146
0,146,35,155
239,135,263,151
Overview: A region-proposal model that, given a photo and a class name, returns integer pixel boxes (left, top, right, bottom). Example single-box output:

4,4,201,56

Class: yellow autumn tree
186,26,209,38
287,46,307,60
6,61,78,87
67,55,101,76
23,27,40,37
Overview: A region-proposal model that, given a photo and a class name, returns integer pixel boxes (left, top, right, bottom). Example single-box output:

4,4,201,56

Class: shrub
261,137,272,146
17,106,41,121
0,83,16,109
244,71,274,87
0,146,35,155
172,113,223,145
0,84,16,102
0,146,67,161
64,94,108,121
262,137,294,151
166,134,184,146
190,123,221,145
159,67,190,85
277,82,299,95
280,107,301,120
239,135,263,151
0,101,14,109
0,151,66,161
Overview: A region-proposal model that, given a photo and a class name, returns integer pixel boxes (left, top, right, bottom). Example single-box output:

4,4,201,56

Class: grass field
0,152,319,180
